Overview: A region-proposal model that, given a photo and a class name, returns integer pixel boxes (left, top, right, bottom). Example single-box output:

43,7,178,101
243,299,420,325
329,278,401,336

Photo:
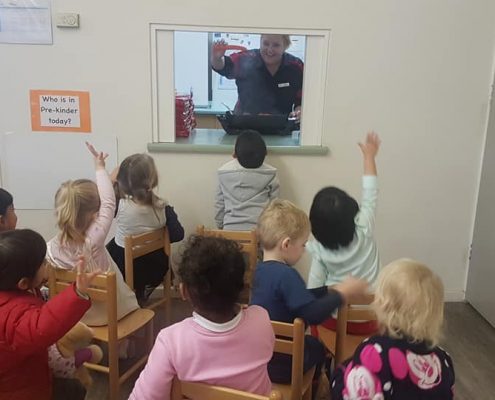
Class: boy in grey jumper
215,130,279,231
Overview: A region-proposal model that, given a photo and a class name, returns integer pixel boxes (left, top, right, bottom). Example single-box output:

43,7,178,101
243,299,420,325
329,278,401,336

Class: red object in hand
213,44,247,53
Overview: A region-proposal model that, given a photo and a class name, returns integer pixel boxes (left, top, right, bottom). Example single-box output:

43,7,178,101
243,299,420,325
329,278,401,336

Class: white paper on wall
0,132,118,209
0,0,52,44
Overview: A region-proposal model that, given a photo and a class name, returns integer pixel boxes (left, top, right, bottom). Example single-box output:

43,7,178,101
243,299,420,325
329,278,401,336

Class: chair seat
92,308,155,342
272,367,315,399
316,325,368,362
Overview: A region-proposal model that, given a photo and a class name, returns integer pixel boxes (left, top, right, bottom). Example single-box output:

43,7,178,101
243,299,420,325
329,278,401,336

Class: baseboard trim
444,290,465,302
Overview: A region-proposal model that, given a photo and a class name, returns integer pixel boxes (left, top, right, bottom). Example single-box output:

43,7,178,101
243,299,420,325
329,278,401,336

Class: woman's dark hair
0,229,47,290
0,188,13,216
178,235,245,314
310,187,359,250
234,130,267,169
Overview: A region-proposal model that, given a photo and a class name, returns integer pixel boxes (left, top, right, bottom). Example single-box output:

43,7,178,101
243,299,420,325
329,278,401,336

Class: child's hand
75,256,101,296
86,142,109,170
358,131,381,159
332,276,369,303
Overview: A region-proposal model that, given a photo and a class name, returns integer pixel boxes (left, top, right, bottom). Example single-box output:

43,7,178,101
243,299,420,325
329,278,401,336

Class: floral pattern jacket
331,335,455,400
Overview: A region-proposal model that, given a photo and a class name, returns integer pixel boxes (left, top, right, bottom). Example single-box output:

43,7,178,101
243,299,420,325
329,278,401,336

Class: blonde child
106,153,184,304
130,235,274,400
307,131,381,334
46,143,139,327
250,199,368,396
331,259,455,399
0,229,98,400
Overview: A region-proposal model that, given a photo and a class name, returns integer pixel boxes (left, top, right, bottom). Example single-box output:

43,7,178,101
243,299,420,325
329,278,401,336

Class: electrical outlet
56,13,79,28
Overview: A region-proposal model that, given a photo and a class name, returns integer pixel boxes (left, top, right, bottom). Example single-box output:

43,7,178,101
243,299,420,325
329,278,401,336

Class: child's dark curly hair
178,235,245,314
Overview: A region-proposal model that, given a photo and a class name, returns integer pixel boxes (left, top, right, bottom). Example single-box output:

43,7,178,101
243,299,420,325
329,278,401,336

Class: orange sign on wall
30,90,91,132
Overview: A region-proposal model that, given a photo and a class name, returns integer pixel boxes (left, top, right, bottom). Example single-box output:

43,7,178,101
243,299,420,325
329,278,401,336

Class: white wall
2,0,495,301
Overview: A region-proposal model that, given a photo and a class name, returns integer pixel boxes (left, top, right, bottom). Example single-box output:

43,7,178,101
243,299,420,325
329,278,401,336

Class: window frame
150,24,331,146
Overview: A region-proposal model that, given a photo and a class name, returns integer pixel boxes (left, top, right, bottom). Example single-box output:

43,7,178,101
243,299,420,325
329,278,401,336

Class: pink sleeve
129,330,176,400
86,169,116,247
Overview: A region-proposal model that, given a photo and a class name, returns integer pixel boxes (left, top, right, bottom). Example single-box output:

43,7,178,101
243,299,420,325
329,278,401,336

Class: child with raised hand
308,131,381,288
215,130,279,231
0,187,102,392
307,131,381,334
331,259,455,399
0,229,98,400
106,153,184,305
47,143,139,326
250,199,368,396
130,235,274,400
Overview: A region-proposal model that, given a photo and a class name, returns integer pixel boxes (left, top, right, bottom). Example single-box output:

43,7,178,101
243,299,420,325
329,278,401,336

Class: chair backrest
47,267,119,341
196,225,258,293
270,318,305,396
171,378,283,400
335,293,376,363
124,227,171,290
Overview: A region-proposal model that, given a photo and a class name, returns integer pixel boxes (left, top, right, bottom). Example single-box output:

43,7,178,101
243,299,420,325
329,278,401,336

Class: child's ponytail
116,154,163,211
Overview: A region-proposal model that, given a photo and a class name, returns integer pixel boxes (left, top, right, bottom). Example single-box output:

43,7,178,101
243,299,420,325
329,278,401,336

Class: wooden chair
171,377,283,400
316,293,376,365
124,227,172,322
271,318,315,400
196,225,258,301
47,267,155,400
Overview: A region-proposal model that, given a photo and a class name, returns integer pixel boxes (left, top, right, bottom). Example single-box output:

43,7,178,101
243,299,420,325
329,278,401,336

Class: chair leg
108,340,120,400
165,295,171,326
146,319,154,352
164,273,171,326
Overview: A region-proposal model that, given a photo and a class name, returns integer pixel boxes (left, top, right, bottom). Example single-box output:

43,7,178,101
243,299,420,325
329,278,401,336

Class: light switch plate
56,13,79,28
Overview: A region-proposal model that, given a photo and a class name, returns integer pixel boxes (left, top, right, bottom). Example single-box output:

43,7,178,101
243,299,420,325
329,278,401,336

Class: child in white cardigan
106,153,184,305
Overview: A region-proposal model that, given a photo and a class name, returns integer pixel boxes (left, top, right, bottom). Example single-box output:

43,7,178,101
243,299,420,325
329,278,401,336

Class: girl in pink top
47,143,139,326
130,235,275,400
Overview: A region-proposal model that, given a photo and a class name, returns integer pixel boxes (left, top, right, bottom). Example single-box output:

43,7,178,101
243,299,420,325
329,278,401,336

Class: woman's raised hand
212,39,228,59
86,142,109,170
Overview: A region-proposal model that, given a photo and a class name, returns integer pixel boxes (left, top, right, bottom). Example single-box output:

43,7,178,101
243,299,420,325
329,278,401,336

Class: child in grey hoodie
215,130,279,231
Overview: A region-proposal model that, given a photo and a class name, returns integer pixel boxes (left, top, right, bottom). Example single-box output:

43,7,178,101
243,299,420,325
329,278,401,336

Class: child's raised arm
358,131,381,176
86,141,109,171
84,142,116,248
356,132,380,235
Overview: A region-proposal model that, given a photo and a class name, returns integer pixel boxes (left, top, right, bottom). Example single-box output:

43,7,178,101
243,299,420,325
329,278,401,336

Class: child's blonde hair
54,179,100,243
116,153,163,210
257,199,310,250
373,258,444,347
